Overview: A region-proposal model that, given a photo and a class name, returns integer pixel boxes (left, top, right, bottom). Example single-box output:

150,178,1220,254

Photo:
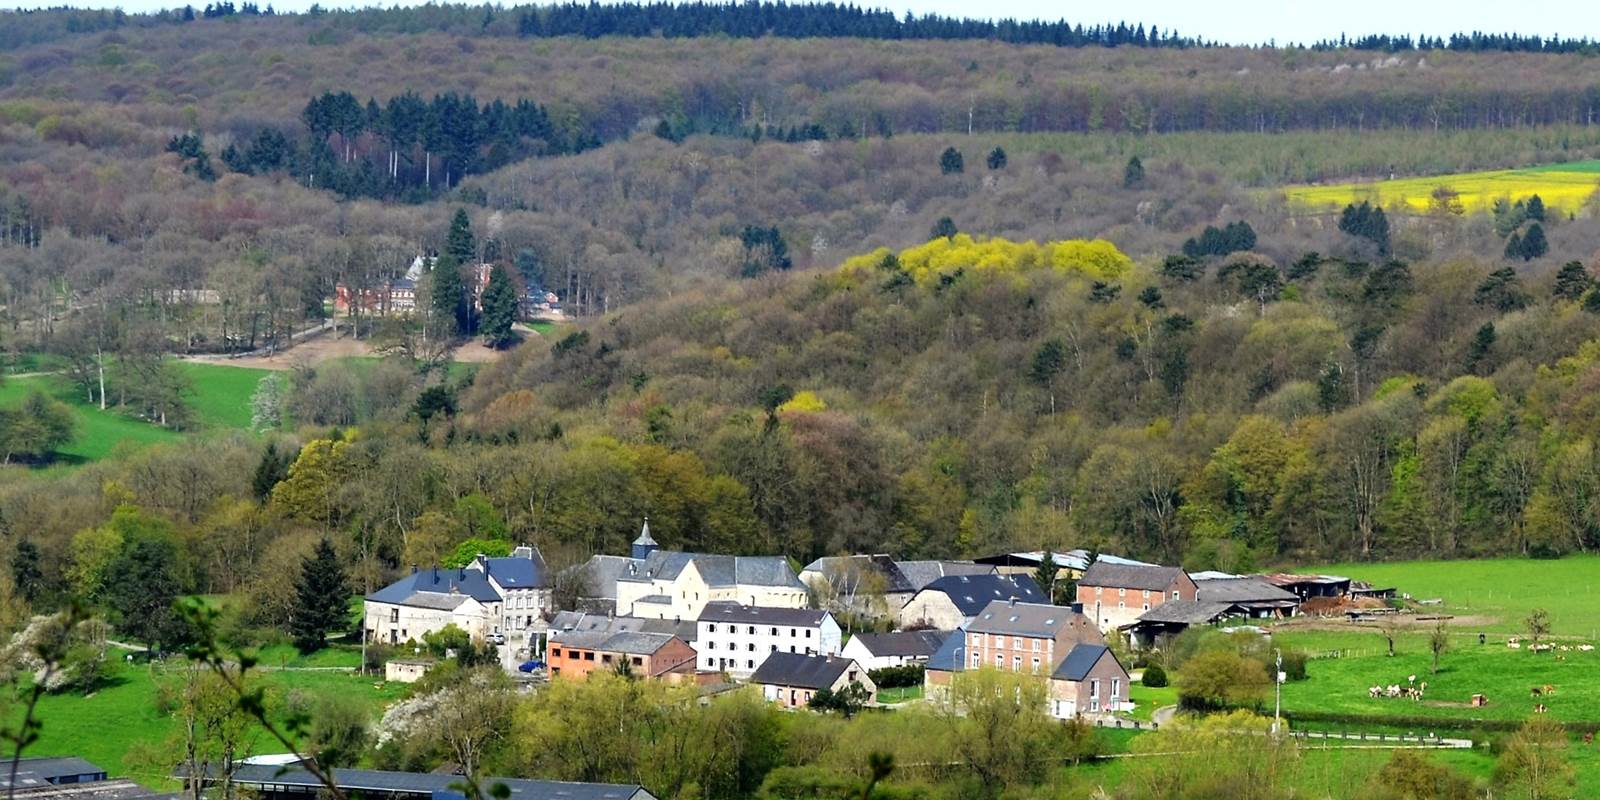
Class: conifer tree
480,263,519,348
986,146,1007,170
10,539,40,605
1553,261,1592,301
291,537,348,653
429,253,467,337
939,147,964,175
1520,223,1548,260
446,208,476,265
1123,155,1145,188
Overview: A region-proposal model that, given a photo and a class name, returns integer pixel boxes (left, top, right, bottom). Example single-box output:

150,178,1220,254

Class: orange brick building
547,630,696,681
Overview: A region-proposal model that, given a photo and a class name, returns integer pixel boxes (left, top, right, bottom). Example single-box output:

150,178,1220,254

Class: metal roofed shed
218,765,656,800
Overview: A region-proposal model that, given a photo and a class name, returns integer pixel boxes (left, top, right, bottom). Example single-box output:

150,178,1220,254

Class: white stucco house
695,602,840,677
363,545,552,646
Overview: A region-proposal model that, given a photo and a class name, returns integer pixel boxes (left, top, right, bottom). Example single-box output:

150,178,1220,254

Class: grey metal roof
549,612,696,642
893,560,995,590
966,600,1092,638
550,628,683,656
925,629,966,671
1052,644,1112,682
848,630,949,658
633,521,657,547
697,602,829,627
915,574,1045,617
1195,577,1300,604
800,555,915,595
1132,600,1234,625
224,765,652,800
1078,562,1187,592
482,546,549,589
367,567,500,606
394,592,472,611
750,652,860,690
0,758,106,790
10,778,176,800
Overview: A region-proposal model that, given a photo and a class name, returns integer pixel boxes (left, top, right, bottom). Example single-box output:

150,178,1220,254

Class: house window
633,657,643,666
791,645,797,653
747,659,754,669
389,609,399,623
706,641,714,650
1171,590,1179,601
1142,604,1149,611
771,627,778,635
1012,636,1023,649
1118,602,1125,610
551,648,562,658
971,653,981,668
748,625,756,634
848,670,858,682
1031,657,1040,671
1013,655,1021,670
602,654,613,664
708,624,716,633
995,653,1003,666
748,643,755,652
806,630,812,638
791,628,797,637
1118,588,1125,597
1112,678,1121,703
771,645,777,652
584,651,595,661
1032,639,1041,652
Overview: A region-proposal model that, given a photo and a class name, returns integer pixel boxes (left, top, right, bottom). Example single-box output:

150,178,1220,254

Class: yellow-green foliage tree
841,234,1133,286
1123,711,1300,800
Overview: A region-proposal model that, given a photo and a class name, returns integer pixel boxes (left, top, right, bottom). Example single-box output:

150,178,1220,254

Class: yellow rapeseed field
1284,161,1600,214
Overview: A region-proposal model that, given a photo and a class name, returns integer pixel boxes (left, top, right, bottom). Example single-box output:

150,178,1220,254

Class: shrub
1141,664,1168,687
868,664,924,688
1281,651,1308,682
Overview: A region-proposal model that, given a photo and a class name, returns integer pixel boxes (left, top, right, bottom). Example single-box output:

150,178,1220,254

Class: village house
548,610,698,643
695,602,841,677
750,652,877,710
963,598,1104,674
897,573,1044,630
892,560,996,590
601,523,810,620
546,629,697,682
839,630,949,671
1076,562,1198,632
799,555,918,616
1048,644,1131,718
921,628,967,703
363,546,551,646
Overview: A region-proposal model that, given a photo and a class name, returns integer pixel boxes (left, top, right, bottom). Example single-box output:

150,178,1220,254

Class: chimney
1008,596,1017,607
458,567,465,580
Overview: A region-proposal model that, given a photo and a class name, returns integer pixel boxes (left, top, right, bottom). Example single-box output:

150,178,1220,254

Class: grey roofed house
847,630,948,659
1051,643,1113,681
750,651,862,690
572,554,641,613
366,566,500,606
218,765,655,800
974,550,1155,573
894,560,995,590
616,551,806,590
801,555,916,595
920,573,1045,618
1077,562,1188,592
924,629,966,671
697,601,829,627
549,627,685,657
966,599,1085,638
548,610,696,642
479,545,550,589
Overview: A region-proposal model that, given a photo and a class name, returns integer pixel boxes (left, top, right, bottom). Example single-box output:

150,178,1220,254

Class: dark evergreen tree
429,253,468,336
1029,339,1067,387
10,539,40,605
251,440,291,501
938,147,964,175
738,226,792,277
1525,194,1547,222
1553,261,1593,301
105,536,186,650
1032,552,1060,604
985,146,1007,170
413,385,457,423
1089,282,1122,303
1466,322,1496,374
446,208,476,265
1503,232,1523,260
1338,202,1390,254
290,537,348,653
1181,221,1256,258
1474,267,1530,312
930,216,958,240
1123,156,1145,188
1519,223,1549,260
480,263,519,348
1137,286,1164,309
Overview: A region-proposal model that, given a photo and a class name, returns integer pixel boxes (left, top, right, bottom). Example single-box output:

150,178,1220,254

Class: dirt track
181,325,535,371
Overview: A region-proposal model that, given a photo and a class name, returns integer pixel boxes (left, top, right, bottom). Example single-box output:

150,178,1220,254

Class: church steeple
631,516,658,560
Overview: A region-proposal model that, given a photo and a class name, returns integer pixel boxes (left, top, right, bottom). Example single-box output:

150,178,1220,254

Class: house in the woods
799,554,918,617
962,598,1104,674
1048,644,1131,718
546,629,697,682
893,560,996,590
695,602,840,677
363,545,550,646
897,573,1045,630
595,522,810,620
1075,562,1197,632
750,652,877,710
839,630,949,671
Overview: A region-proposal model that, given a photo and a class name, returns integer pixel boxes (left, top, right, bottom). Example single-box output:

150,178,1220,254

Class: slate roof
1052,644,1112,682
893,560,995,590
1195,577,1300,605
549,628,683,657
224,765,651,800
617,551,804,590
1077,562,1188,592
0,758,105,789
367,567,500,606
966,600,1088,638
925,629,966,671
848,630,948,659
549,611,696,642
750,652,861,690
915,574,1045,617
481,546,549,589
697,602,829,627
577,555,637,600
1131,600,1234,625
800,555,916,595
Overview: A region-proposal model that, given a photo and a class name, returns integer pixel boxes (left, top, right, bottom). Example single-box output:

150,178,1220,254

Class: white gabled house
695,602,841,677
363,545,551,647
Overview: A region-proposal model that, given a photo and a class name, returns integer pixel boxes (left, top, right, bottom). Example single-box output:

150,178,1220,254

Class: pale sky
3,0,1596,46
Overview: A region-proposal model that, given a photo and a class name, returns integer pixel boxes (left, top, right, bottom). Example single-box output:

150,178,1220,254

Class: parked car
486,632,506,645
518,660,545,673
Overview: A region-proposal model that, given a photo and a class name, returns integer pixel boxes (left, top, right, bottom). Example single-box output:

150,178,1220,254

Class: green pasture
1308,555,1600,634
18,646,402,788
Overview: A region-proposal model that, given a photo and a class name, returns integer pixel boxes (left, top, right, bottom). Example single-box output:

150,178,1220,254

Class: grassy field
1283,160,1600,214
1308,555,1600,635
172,362,273,429
18,645,402,788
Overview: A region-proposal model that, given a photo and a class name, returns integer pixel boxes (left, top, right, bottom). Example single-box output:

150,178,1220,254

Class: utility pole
1272,648,1284,736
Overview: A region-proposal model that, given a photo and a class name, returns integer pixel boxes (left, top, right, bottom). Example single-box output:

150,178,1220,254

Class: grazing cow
1368,686,1381,699
1407,675,1416,685
1579,644,1595,652
1534,703,1549,714
1584,732,1595,746
1543,684,1556,695
1509,642,1522,649
1531,687,1543,697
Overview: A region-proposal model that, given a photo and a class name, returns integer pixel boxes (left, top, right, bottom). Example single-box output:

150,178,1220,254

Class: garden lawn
1273,627,1600,725
1306,555,1600,634
876,685,923,704
17,649,406,788
1284,160,1600,213
1128,682,1176,722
